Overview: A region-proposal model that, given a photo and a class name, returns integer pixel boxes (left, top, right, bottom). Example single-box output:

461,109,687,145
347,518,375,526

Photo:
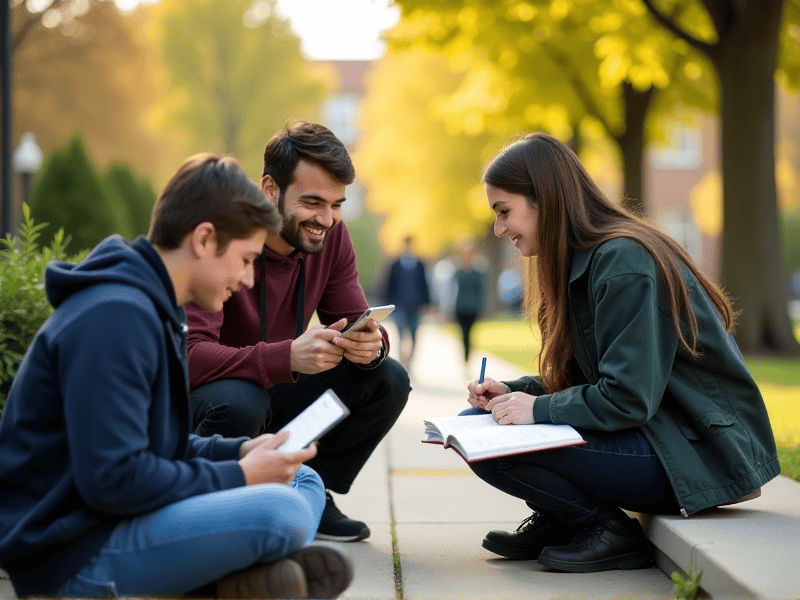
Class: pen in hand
479,356,487,384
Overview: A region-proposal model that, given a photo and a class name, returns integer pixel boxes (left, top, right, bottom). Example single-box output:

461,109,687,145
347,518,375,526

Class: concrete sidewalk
334,320,675,600
7,320,796,598
0,321,674,600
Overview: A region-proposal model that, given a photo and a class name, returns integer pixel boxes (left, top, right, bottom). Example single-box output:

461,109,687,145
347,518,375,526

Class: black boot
537,507,653,573
482,511,577,560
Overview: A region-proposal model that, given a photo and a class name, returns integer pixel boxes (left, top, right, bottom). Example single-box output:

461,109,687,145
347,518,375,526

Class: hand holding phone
341,304,395,339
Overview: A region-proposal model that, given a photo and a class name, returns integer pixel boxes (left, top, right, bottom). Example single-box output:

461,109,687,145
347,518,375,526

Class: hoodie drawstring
259,254,306,343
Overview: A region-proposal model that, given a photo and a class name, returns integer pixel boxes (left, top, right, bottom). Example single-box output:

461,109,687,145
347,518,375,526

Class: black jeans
460,408,680,525
190,357,410,494
455,312,478,362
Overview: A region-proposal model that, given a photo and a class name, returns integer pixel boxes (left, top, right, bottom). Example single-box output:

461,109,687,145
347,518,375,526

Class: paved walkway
335,320,675,599
0,321,676,600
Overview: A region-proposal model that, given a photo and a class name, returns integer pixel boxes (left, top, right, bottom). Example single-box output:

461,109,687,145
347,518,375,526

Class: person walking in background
187,121,410,543
384,235,431,368
0,154,353,599
463,132,778,574
453,235,486,371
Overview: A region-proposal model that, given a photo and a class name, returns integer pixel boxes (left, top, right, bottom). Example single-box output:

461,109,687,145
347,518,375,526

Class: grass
442,318,800,482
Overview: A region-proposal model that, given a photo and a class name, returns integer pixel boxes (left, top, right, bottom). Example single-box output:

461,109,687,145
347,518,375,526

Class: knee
293,466,326,524
376,357,411,411
191,379,269,438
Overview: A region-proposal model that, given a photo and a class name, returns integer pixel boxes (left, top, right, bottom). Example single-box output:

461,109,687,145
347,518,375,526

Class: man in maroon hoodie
187,121,410,542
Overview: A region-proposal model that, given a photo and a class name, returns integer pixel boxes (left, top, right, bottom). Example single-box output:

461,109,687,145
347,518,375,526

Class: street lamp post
1,0,12,239
11,133,43,234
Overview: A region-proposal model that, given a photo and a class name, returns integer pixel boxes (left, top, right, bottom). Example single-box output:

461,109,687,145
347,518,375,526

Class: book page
277,389,350,452
452,423,582,457
424,414,498,442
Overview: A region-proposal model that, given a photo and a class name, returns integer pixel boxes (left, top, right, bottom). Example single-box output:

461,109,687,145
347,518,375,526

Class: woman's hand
485,392,536,425
238,431,317,485
467,377,511,410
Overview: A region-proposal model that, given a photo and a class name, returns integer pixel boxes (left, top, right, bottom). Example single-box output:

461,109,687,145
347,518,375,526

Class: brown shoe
216,558,307,599
216,542,353,599
290,541,354,599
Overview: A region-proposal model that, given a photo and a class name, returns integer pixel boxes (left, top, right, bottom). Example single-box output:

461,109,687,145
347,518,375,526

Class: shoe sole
291,541,354,598
481,538,540,560
315,526,371,542
216,558,308,598
537,550,653,573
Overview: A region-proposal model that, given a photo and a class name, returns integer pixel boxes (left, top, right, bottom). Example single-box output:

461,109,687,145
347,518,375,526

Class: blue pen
479,357,487,384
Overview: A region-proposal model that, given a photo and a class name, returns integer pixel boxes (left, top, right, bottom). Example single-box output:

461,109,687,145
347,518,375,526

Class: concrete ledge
635,476,800,599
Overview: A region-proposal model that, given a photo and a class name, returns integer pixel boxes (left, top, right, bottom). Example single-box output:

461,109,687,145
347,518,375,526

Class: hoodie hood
45,235,182,330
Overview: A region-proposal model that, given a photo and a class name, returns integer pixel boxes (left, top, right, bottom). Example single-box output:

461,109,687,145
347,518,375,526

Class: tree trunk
714,2,800,354
483,222,504,315
615,82,654,216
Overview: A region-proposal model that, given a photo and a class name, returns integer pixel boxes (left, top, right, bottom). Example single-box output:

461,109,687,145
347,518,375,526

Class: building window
660,210,702,264
322,94,361,147
650,128,702,170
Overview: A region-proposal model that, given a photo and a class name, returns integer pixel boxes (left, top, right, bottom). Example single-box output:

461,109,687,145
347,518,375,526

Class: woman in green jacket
465,132,780,574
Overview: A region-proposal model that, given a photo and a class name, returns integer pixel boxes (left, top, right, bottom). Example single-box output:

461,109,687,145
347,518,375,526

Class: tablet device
276,389,350,452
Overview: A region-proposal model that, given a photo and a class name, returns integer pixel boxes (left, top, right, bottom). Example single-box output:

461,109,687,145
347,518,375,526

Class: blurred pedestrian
384,235,431,367
453,236,486,369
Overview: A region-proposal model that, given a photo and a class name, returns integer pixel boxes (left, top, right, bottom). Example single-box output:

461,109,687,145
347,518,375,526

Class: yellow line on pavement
390,468,472,477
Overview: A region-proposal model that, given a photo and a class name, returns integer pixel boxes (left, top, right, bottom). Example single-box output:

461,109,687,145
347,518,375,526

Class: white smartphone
341,304,395,339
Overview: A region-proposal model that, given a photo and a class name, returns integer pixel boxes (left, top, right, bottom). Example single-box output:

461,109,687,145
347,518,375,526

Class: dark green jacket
505,238,780,516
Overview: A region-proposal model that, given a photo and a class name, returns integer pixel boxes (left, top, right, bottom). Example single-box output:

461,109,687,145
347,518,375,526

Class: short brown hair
149,154,281,252
262,121,355,193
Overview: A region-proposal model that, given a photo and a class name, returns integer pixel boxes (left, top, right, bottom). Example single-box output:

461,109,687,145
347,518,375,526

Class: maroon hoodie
186,222,389,389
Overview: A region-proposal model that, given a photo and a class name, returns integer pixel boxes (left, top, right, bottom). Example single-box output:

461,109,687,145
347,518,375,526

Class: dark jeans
460,408,680,526
191,357,410,494
455,312,478,362
394,307,421,355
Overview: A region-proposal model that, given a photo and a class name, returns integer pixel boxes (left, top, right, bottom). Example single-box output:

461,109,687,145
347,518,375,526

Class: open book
422,414,585,463
277,389,349,452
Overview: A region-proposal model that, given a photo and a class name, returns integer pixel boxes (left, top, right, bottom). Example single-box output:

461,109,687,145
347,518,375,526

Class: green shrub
0,205,88,409
30,135,127,251
104,162,157,238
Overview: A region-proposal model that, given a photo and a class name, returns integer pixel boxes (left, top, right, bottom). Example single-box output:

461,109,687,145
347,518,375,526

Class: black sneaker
482,512,577,560
315,491,371,542
537,509,653,573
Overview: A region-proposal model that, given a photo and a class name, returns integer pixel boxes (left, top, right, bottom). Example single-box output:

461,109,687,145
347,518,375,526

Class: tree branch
539,40,611,133
640,0,718,60
13,0,71,52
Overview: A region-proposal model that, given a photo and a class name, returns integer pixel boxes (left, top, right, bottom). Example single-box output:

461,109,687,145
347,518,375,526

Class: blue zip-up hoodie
0,235,247,596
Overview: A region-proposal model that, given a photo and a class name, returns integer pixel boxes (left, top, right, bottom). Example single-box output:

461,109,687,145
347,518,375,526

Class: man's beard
278,194,329,254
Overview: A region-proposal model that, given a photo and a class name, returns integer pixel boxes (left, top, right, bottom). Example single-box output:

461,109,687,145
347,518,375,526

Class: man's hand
485,391,536,425
238,431,317,485
467,377,510,410
290,319,347,374
331,318,383,365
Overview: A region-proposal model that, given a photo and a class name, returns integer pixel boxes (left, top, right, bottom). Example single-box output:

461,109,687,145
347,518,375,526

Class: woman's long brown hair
483,133,735,393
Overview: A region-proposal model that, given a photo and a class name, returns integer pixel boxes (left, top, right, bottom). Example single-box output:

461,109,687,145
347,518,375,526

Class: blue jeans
460,408,679,525
55,466,325,598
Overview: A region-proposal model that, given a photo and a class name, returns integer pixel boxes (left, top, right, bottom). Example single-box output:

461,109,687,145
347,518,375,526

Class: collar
569,245,600,283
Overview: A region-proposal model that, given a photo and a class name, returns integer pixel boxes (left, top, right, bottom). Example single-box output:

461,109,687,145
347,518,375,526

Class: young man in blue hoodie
0,154,353,599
